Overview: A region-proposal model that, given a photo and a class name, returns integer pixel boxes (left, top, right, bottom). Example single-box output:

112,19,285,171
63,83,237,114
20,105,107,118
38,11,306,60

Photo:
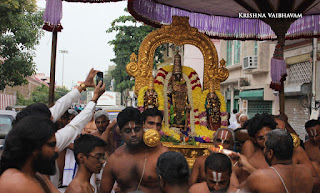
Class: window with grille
247,101,272,119
234,40,241,64
226,41,233,66
287,61,312,84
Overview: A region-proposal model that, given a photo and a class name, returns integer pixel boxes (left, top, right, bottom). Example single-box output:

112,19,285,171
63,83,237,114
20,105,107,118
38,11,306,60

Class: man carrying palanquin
167,51,190,131
239,129,313,193
189,153,239,193
100,107,169,193
304,119,320,175
241,113,318,184
189,128,240,188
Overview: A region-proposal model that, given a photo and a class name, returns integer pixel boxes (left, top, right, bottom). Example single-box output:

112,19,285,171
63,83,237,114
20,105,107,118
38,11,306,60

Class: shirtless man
91,110,110,138
0,116,60,193
100,107,169,193
241,113,317,179
66,134,107,193
190,128,240,187
142,108,163,131
157,151,190,193
304,119,320,175
189,153,238,193
239,129,313,193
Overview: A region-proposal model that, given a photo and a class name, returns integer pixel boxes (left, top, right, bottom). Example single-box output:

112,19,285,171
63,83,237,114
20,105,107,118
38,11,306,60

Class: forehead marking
219,130,229,144
310,129,315,136
129,122,135,129
212,171,222,184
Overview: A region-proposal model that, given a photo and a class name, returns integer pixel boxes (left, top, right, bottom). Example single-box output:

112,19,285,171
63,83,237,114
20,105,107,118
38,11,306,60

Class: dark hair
205,153,232,175
141,108,163,122
117,107,142,130
247,113,276,138
14,103,51,125
265,129,293,160
0,115,55,174
73,134,107,164
305,119,320,129
232,109,238,114
156,151,189,185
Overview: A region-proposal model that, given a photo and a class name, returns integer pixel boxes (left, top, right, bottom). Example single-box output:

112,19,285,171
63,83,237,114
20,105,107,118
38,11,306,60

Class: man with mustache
65,134,107,193
92,110,110,138
100,107,169,193
189,153,238,193
239,129,313,193
0,115,60,193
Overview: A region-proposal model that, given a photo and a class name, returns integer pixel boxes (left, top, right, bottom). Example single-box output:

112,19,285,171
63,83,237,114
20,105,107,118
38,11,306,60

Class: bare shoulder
189,182,209,193
241,140,256,157
156,143,169,154
65,180,83,193
0,169,43,193
108,145,126,161
194,155,207,166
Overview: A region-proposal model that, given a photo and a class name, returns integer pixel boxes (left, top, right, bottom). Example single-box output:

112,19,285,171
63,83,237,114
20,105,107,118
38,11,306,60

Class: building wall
219,40,278,115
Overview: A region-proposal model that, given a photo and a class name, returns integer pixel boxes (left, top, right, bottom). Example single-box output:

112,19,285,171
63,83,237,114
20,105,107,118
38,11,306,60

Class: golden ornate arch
126,16,229,96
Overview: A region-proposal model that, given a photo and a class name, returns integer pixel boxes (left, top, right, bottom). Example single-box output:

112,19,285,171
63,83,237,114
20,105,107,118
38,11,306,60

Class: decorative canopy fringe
42,0,63,32
129,0,320,40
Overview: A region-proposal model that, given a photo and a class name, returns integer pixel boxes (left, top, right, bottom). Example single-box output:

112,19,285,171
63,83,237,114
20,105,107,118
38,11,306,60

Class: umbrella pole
49,31,58,107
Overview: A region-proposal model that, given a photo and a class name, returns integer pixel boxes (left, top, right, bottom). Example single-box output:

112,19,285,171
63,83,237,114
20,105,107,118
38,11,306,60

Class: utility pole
59,50,68,87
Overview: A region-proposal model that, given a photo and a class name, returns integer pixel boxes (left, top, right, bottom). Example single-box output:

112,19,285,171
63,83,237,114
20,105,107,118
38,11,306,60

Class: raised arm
50,68,99,122
56,80,105,151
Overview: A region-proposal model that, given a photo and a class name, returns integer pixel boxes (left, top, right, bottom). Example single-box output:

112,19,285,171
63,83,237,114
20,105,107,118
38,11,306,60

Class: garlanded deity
143,80,158,109
206,83,221,131
167,51,190,131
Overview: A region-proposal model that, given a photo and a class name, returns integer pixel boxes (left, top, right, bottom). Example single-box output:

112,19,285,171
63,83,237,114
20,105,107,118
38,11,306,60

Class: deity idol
143,80,158,109
206,83,221,131
167,52,190,131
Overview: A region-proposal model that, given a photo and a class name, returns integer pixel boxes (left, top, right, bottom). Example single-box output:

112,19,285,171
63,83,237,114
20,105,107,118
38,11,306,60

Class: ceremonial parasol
42,0,122,106
127,0,320,114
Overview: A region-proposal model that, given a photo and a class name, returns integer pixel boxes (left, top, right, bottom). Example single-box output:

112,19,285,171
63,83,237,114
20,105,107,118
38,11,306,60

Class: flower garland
136,65,228,143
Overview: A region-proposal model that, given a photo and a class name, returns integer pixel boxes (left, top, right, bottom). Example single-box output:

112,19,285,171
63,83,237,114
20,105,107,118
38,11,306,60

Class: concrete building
283,38,320,138
219,40,278,119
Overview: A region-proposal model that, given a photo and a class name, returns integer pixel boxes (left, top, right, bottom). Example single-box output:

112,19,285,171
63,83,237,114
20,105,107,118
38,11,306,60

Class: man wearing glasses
65,134,107,193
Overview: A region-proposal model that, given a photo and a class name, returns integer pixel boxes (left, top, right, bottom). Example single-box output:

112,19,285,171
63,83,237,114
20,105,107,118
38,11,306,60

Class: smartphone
96,72,103,86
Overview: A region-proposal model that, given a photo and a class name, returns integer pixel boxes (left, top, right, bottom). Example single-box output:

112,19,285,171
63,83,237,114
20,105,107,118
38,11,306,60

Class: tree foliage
107,11,165,92
0,0,43,90
16,85,70,105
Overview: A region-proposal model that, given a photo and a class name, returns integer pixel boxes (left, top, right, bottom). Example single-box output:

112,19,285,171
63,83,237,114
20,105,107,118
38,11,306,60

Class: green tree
16,84,70,105
107,11,165,92
0,0,44,90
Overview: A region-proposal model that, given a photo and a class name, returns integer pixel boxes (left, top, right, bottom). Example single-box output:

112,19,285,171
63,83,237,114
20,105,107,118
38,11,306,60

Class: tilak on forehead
212,171,222,184
129,122,136,129
310,129,317,137
220,130,229,143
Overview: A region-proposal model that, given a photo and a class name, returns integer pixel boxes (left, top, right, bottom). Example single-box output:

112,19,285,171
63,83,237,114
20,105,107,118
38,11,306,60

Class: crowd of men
0,68,320,193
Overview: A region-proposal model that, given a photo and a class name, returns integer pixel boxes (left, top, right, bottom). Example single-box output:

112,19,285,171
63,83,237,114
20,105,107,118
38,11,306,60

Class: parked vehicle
0,110,17,150
98,106,125,121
